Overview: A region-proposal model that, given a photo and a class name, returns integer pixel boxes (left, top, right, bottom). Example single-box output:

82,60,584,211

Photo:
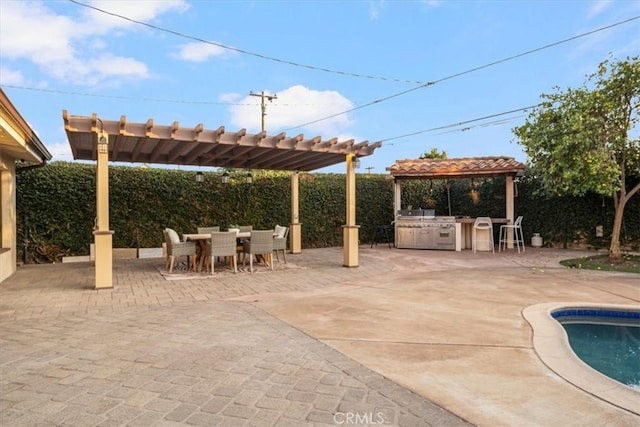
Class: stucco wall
0,155,16,282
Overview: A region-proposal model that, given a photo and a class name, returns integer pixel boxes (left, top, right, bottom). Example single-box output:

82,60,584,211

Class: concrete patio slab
234,247,640,426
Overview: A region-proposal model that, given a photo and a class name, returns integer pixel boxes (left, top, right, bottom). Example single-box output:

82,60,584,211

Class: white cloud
79,0,189,34
219,92,242,103
586,0,613,19
88,54,150,81
369,1,385,20
45,141,74,161
227,85,355,138
0,1,76,63
0,0,186,86
175,42,227,62
0,66,26,85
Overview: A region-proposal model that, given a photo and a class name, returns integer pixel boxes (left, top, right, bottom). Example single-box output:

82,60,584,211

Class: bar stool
499,216,525,253
371,225,393,248
472,217,494,253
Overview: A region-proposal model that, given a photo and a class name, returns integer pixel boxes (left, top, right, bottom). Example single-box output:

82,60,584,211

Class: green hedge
16,162,640,263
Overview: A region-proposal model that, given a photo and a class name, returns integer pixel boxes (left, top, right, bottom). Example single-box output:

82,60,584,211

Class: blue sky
1,0,639,173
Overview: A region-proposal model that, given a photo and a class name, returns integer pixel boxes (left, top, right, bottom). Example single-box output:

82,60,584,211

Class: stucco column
343,154,359,267
392,180,402,248
505,175,515,249
93,131,113,289
290,171,301,254
393,179,401,214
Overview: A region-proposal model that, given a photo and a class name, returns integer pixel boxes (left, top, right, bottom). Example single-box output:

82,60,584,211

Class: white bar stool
473,217,494,253
499,216,525,253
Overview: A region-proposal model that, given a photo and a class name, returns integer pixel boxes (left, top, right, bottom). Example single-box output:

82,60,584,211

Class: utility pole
249,91,277,132
365,166,374,174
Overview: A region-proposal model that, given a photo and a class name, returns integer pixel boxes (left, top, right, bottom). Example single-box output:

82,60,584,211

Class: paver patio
1,246,638,426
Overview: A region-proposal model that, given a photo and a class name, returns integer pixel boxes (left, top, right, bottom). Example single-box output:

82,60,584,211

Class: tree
419,148,448,159
513,56,640,261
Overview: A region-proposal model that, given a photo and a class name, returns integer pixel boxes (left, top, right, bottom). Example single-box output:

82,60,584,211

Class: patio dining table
183,231,278,271
183,232,251,242
183,232,252,271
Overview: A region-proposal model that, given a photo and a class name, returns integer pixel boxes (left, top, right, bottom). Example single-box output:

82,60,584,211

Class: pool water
562,322,640,389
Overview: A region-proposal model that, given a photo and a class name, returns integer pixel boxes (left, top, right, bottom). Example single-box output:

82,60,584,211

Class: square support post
505,175,515,249
290,171,301,254
393,179,401,215
94,130,113,289
343,154,359,267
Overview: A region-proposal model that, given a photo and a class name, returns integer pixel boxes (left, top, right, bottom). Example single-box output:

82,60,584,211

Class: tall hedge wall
16,162,640,263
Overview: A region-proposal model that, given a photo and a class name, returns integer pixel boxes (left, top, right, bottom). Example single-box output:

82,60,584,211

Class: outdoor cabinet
396,227,415,249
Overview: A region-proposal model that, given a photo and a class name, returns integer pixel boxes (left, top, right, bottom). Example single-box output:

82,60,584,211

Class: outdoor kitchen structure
387,157,526,251
394,209,457,250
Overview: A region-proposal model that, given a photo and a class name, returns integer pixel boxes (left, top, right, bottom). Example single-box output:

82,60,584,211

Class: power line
284,15,640,131
67,0,424,85
0,84,338,107
12,3,640,143
0,84,246,105
421,15,640,87
71,0,636,92
283,83,435,131
21,3,640,124
379,105,539,144
435,116,526,135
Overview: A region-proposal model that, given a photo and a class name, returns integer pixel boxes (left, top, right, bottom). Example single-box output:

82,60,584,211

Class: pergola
63,111,381,289
387,157,526,248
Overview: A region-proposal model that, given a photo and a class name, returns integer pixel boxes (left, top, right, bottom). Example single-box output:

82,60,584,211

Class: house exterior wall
0,152,17,282
0,89,51,283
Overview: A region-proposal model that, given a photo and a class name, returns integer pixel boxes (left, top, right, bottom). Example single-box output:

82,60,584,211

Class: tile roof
387,156,526,179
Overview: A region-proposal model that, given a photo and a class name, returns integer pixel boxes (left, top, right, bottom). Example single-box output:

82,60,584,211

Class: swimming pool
523,303,640,416
551,308,640,390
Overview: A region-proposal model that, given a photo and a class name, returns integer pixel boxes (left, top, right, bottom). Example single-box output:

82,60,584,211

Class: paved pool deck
1,246,638,426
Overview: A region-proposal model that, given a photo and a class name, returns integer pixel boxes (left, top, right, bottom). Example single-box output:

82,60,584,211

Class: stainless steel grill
394,212,456,250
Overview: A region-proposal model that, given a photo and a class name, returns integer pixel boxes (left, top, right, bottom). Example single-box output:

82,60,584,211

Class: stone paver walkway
1,248,470,427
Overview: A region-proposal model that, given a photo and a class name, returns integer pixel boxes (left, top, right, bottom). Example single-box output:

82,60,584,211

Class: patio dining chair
197,226,220,234
163,228,197,273
205,231,238,274
273,225,289,263
235,225,252,259
242,230,274,273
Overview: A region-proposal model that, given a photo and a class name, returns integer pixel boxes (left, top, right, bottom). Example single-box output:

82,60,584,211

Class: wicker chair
242,230,274,273
205,231,237,274
163,228,197,273
235,226,253,261
273,225,289,263
197,226,220,234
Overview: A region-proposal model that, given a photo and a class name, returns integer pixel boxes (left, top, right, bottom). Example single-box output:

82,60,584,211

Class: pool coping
522,302,640,416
